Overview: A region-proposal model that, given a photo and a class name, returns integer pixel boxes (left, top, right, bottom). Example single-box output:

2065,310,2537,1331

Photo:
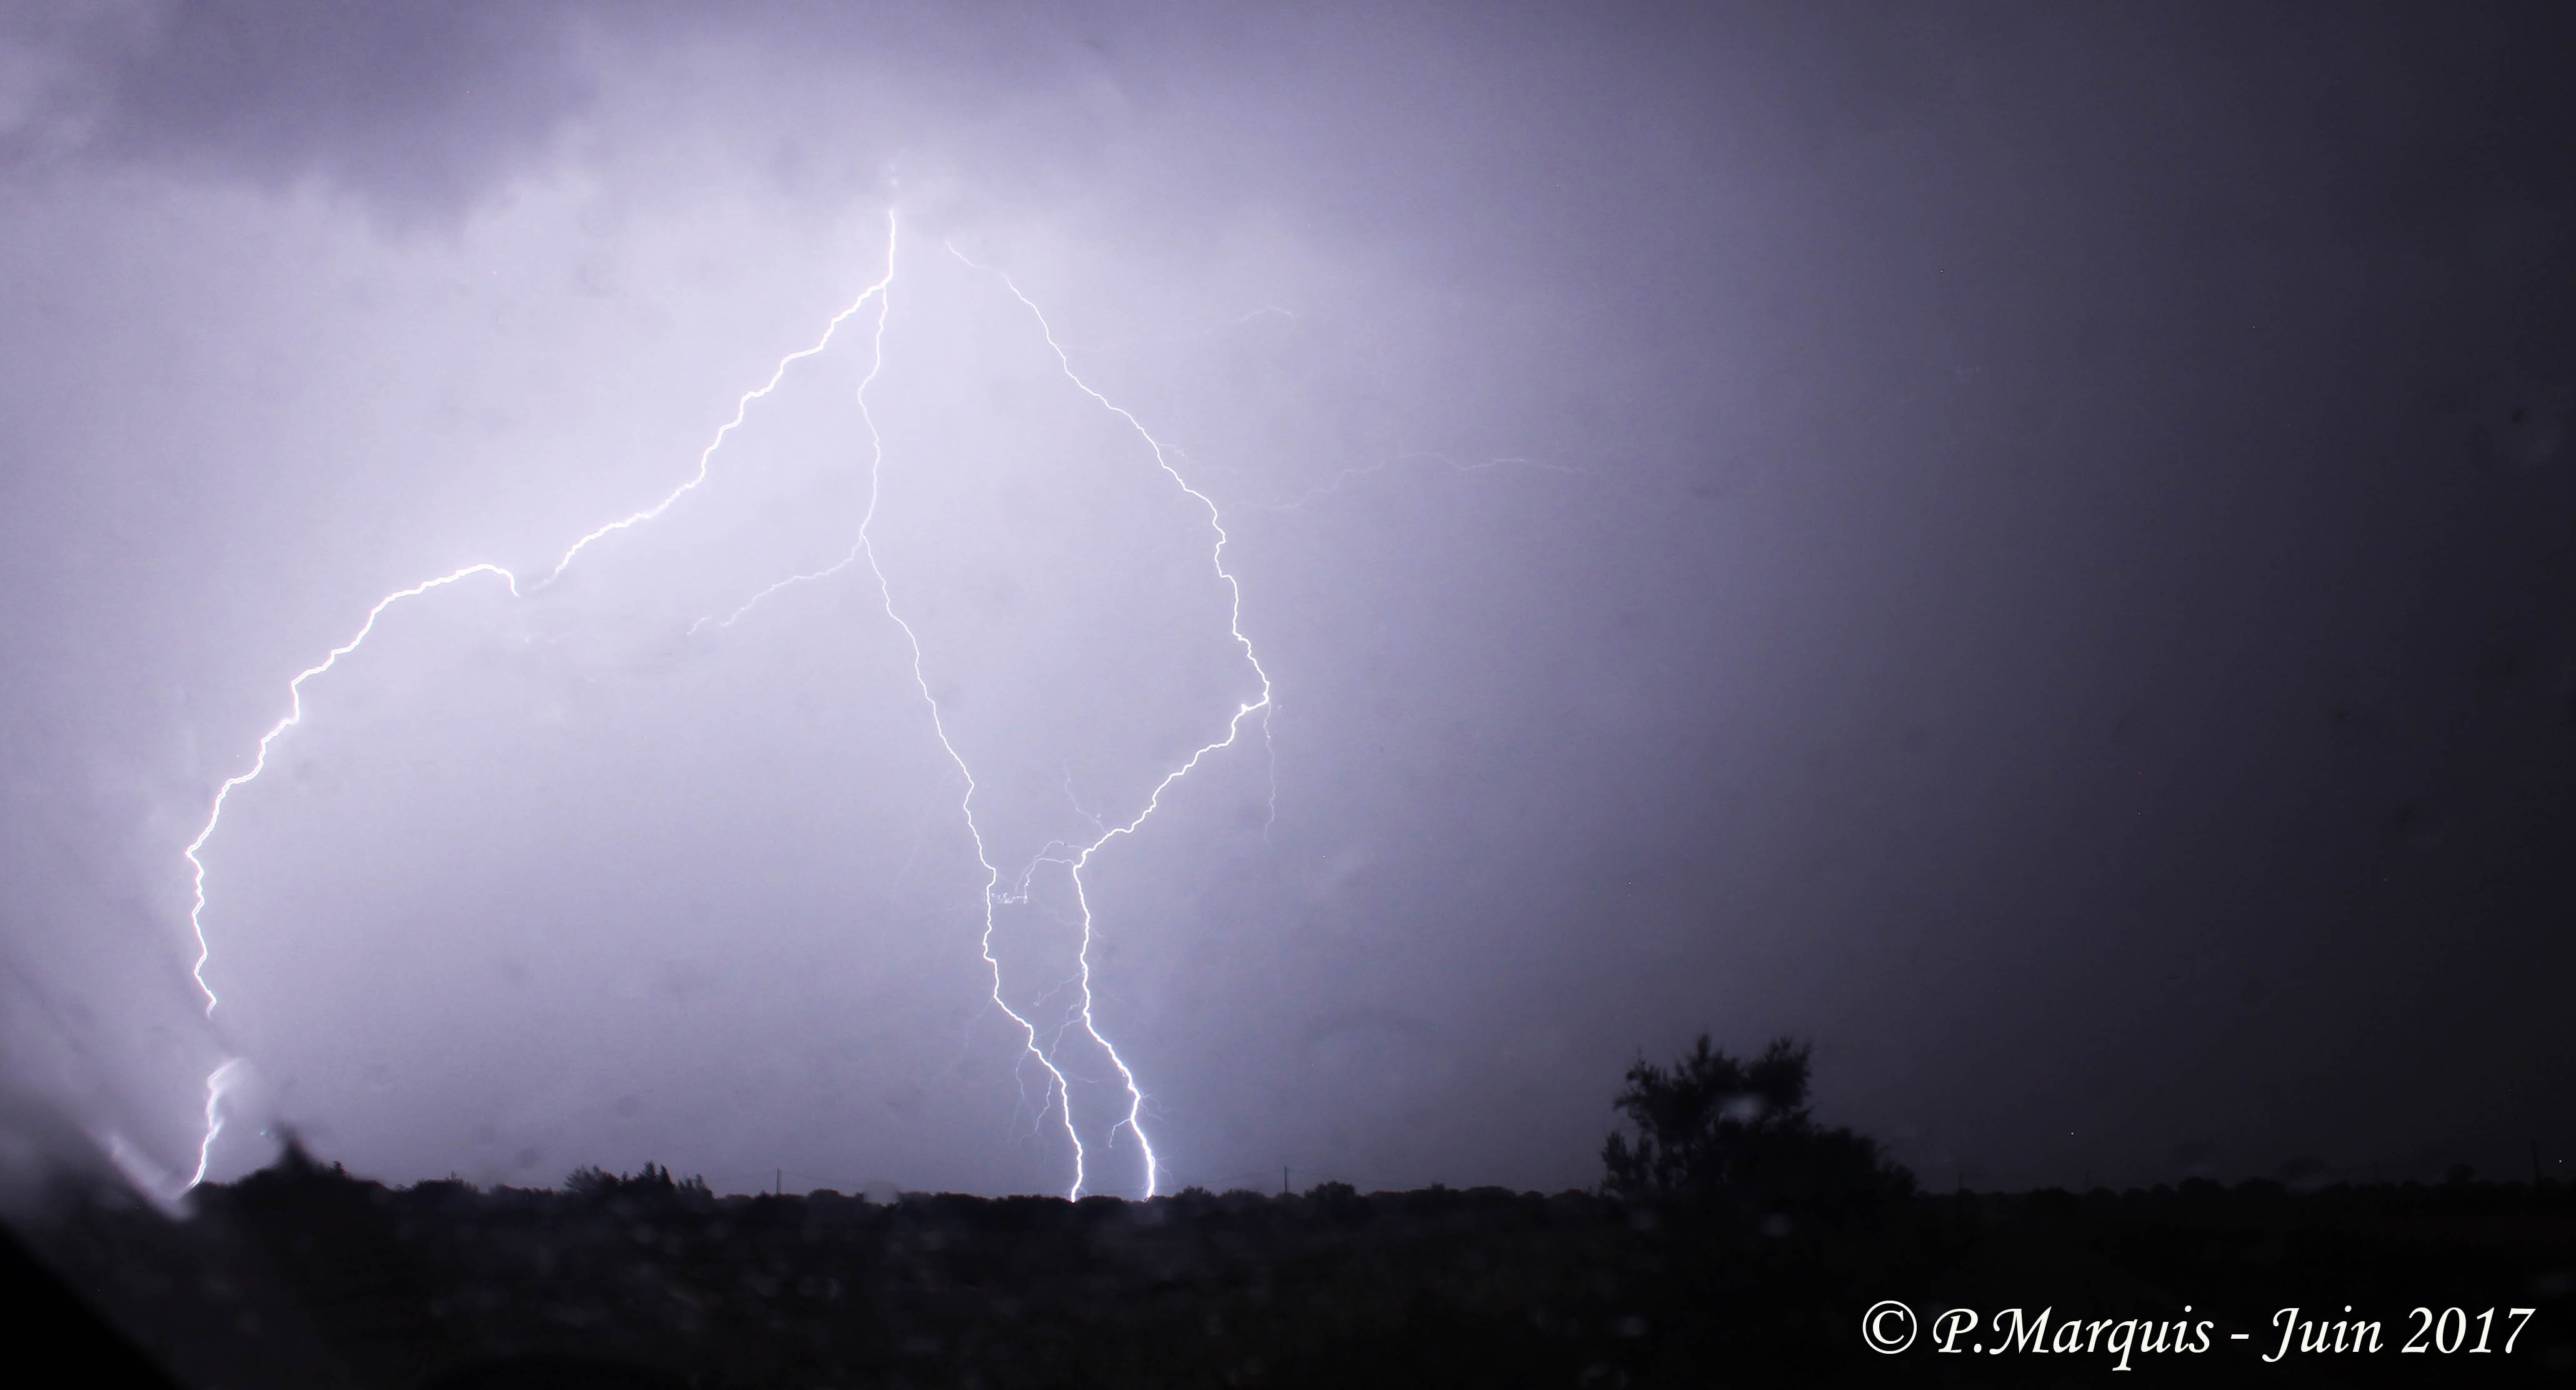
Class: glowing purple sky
3,2,2573,1199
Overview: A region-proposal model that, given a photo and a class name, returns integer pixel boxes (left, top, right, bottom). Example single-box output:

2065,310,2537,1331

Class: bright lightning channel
955,245,1274,1200
181,214,1266,1202
706,229,1272,1198
179,242,898,1189
796,232,1271,1200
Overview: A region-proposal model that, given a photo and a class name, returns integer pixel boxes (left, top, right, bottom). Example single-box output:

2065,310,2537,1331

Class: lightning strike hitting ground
177,212,1273,1202
178,246,898,1185
964,246,1276,1199
187,1058,249,1189
802,233,1274,1200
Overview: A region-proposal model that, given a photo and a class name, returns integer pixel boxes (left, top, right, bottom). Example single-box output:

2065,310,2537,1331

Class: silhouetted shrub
1600,1035,1913,1222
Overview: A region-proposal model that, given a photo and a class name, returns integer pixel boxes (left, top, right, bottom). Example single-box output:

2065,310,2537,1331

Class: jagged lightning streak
714,230,1272,1199
176,239,898,1186
766,223,1101,1197
187,1058,249,1189
939,242,1276,1199
177,213,1267,1202
184,564,518,1021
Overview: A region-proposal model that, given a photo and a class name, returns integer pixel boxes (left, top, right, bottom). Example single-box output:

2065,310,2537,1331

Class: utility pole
1282,1165,1290,1198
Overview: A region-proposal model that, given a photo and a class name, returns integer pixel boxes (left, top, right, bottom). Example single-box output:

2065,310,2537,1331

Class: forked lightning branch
176,212,1271,1199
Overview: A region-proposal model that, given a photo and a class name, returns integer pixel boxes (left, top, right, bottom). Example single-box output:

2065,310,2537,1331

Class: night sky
2,1,2572,1203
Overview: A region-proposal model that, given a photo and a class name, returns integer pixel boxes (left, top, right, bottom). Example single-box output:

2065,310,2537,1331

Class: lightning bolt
188,1057,249,1188
812,234,1271,1199
178,238,897,1185
177,211,1269,1203
702,225,1273,1198
974,248,1277,1199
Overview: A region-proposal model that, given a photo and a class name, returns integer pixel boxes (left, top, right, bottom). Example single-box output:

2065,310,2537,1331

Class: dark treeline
12,1040,2574,1388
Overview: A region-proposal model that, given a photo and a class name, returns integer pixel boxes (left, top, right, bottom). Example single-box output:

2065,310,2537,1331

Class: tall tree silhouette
1602,1036,1911,1218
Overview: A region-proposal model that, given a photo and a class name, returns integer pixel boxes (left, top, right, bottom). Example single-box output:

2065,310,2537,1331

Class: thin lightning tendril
187,1058,249,1189
942,242,1276,1199
829,224,1098,1197
179,248,896,1188
178,212,1264,1204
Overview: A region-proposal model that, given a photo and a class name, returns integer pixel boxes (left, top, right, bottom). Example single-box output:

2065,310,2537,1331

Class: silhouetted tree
1602,1036,1912,1219
564,1163,711,1204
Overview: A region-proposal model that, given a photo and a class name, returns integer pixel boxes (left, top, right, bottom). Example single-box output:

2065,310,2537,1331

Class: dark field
10,1151,2574,1389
